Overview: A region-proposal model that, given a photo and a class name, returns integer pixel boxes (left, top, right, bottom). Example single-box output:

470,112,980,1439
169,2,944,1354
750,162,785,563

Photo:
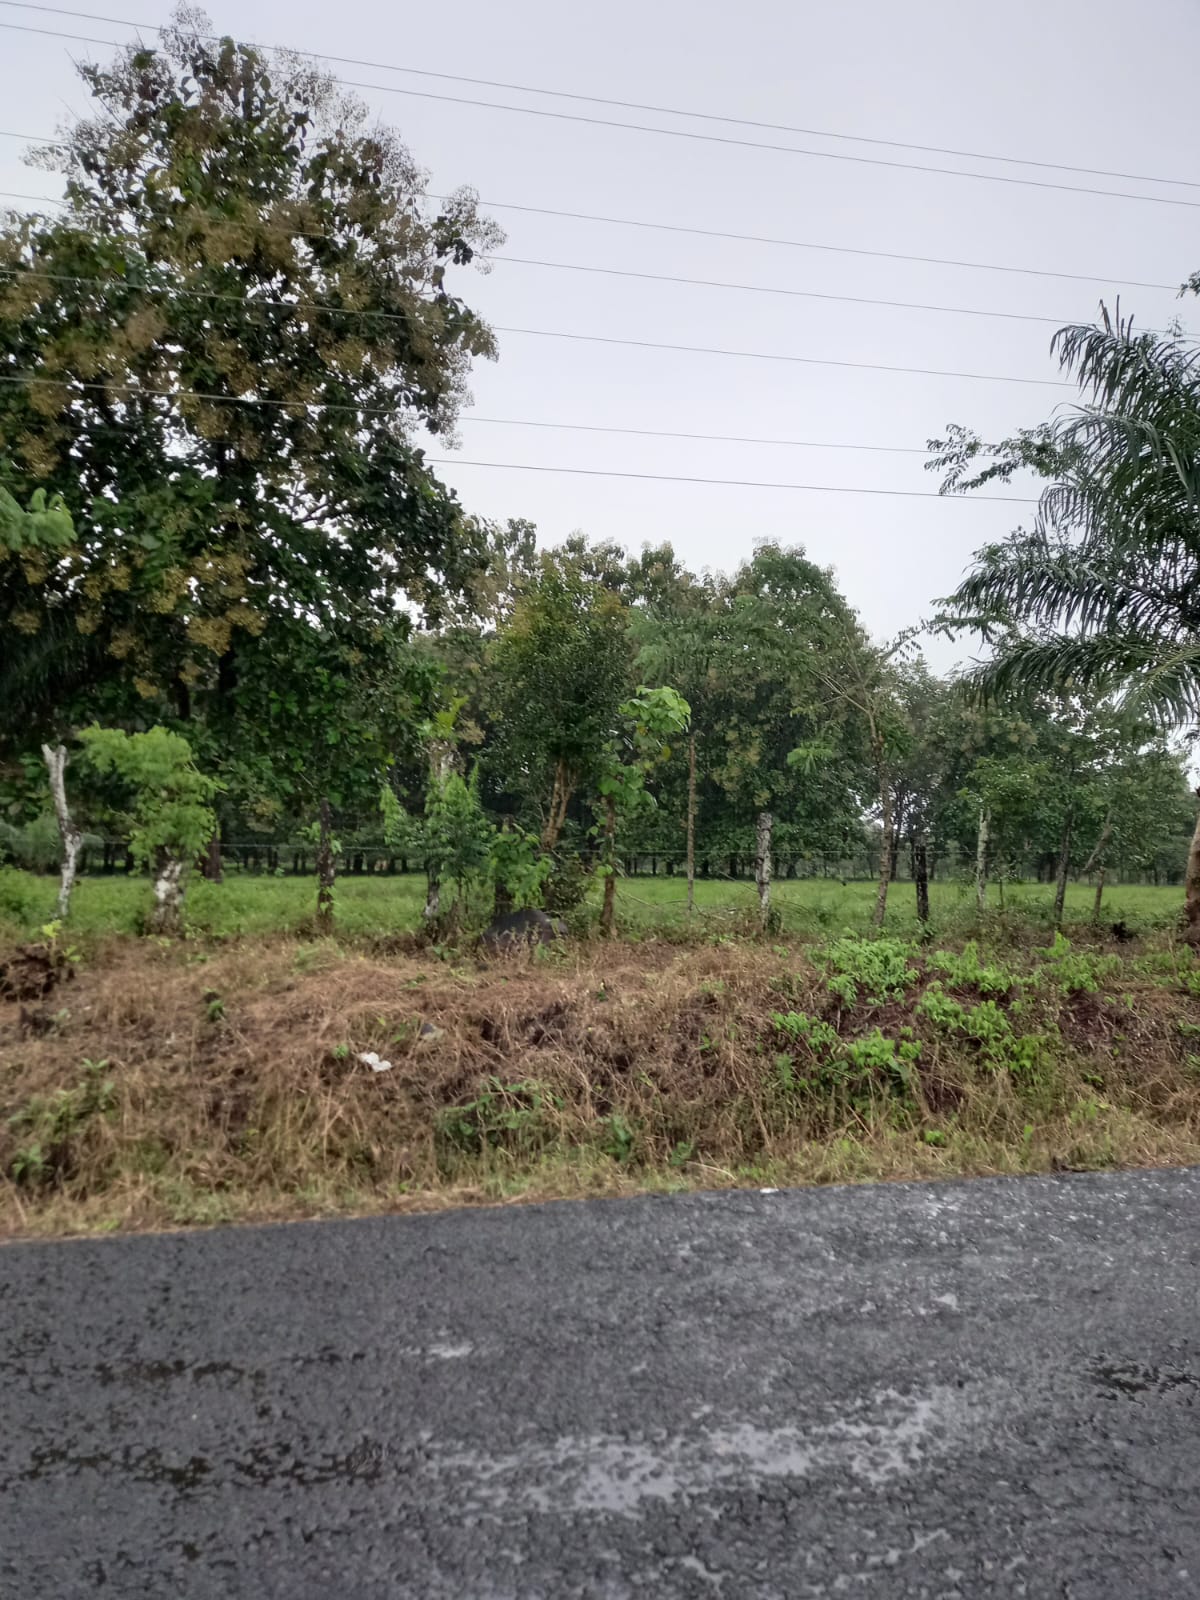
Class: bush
542,853,592,917
0,865,43,925
822,935,920,1005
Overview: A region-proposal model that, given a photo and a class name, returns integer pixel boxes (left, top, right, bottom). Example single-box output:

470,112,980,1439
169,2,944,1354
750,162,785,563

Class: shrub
8,1059,116,1188
822,935,920,1006
928,940,1013,996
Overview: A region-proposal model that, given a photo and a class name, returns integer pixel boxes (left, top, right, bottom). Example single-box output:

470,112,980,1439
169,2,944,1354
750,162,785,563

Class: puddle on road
435,1384,976,1517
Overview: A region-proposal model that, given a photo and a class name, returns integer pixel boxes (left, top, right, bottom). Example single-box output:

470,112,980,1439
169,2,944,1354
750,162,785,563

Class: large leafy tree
705,545,869,868
633,543,870,895
0,8,500,745
933,300,1200,936
488,548,632,851
0,473,92,751
631,555,722,913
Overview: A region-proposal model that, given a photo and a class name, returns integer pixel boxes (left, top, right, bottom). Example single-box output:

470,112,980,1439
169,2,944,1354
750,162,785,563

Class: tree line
2,12,1199,937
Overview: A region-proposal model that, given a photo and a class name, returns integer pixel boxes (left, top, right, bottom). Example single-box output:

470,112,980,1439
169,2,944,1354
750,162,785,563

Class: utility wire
462,417,931,454
490,327,1073,387
0,375,1032,469
0,378,1034,500
3,3,1199,193
0,177,1182,297
0,372,432,417
424,458,1039,502
0,298,1072,383
471,200,1179,292
0,360,935,449
2,258,1169,337
492,256,1168,330
2,17,1199,211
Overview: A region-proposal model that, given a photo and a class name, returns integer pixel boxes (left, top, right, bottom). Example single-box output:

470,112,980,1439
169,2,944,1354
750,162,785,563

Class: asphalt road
3,1170,1200,1599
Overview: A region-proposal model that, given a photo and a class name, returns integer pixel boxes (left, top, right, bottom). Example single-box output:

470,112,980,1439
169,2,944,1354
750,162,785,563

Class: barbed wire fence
48,836,1190,890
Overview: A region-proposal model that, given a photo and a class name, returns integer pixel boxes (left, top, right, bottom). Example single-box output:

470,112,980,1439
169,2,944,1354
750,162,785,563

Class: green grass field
0,866,1184,940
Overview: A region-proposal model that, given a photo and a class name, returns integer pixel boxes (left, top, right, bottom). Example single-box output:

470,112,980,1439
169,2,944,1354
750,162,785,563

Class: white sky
3,0,1199,665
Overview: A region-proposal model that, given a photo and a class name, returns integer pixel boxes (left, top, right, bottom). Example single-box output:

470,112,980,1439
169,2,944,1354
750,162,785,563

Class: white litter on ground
357,1051,393,1073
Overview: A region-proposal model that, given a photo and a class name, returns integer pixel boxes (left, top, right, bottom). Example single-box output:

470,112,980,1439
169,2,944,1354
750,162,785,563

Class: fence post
755,812,773,932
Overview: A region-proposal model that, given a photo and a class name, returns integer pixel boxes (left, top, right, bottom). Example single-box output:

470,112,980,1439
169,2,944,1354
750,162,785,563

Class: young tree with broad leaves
78,725,217,934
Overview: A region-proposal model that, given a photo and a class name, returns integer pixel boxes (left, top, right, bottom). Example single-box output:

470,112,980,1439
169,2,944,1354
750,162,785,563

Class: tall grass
0,866,1182,944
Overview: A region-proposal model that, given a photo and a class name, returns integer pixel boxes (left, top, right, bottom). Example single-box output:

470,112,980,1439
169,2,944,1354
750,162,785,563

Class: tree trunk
423,739,457,925
423,876,440,924
202,828,223,883
600,796,618,938
975,807,990,915
541,761,574,852
1080,813,1113,882
149,848,185,936
493,820,514,918
871,770,894,930
1052,808,1074,932
41,742,82,921
755,811,773,933
686,731,697,920
1092,866,1107,924
914,830,930,926
316,797,335,932
1183,790,1200,945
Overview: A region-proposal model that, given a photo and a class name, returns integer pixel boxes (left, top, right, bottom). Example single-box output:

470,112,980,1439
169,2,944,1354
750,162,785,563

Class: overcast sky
3,0,1199,662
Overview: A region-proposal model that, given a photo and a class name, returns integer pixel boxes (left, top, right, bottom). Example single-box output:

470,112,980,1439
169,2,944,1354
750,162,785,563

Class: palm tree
939,307,1200,938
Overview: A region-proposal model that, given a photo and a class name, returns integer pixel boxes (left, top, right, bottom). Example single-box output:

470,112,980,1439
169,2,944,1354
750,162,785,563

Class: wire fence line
54,838,1188,888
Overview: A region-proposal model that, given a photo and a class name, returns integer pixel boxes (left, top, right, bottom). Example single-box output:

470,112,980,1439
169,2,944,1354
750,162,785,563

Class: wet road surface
3,1168,1200,1597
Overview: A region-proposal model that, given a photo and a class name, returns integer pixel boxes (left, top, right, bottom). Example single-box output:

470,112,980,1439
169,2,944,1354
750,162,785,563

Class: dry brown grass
3,928,1200,1238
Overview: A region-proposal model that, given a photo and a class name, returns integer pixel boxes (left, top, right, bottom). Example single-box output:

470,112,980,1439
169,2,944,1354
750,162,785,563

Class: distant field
0,867,1183,940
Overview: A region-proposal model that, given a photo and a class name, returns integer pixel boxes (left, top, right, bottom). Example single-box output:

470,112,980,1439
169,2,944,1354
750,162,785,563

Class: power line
490,327,1073,387
0,304,1073,385
0,364,935,449
495,258,1182,336
0,173,1182,298
0,371,419,417
467,200,1177,293
1,257,1162,338
492,256,1155,330
461,417,931,454
1,2,1191,191
301,86,1200,212
0,129,60,146
0,378,1033,499
3,16,1199,211
425,458,1039,502
4,4,1199,195
0,265,444,328
0,269,1078,385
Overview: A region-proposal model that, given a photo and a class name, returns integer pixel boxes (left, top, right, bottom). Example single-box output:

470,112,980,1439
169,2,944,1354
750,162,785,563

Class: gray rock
479,907,567,956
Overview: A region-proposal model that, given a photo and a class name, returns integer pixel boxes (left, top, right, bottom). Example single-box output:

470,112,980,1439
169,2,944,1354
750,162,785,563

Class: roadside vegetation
4,917,1200,1237
4,12,1200,1236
